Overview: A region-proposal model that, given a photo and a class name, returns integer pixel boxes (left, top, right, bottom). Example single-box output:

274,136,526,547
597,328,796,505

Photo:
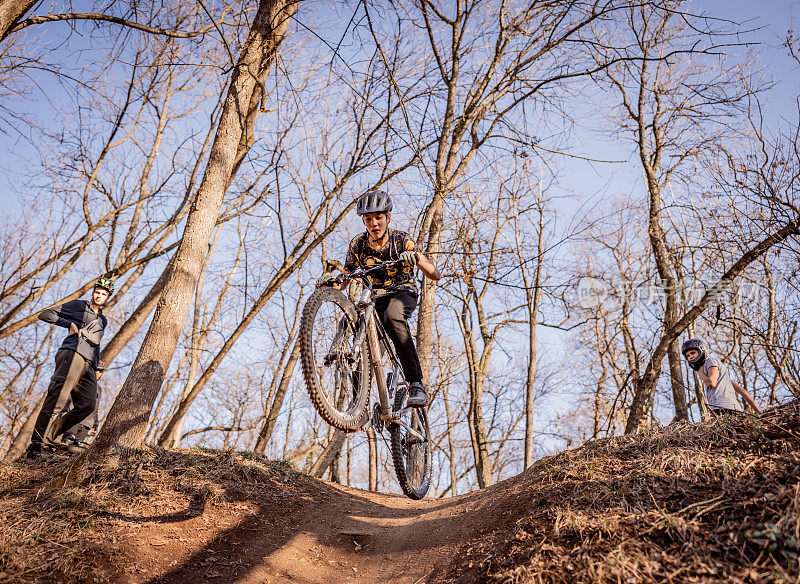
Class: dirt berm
1,402,798,583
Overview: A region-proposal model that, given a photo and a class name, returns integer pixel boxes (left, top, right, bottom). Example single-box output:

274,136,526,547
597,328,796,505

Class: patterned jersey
344,229,417,295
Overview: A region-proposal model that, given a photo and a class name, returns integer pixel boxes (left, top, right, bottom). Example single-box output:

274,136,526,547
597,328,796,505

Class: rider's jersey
701,353,743,411
38,300,107,370
344,229,417,296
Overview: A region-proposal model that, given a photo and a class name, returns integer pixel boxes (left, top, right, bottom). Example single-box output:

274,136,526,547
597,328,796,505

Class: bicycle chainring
372,403,384,433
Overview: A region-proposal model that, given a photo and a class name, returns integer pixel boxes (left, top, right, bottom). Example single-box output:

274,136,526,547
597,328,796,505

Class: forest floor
1,402,799,584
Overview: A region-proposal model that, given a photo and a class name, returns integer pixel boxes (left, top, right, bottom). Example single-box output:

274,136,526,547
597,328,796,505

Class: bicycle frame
335,263,426,442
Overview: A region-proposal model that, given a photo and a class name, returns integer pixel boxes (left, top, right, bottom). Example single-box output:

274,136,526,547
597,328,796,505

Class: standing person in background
26,278,113,459
55,360,106,451
681,338,761,416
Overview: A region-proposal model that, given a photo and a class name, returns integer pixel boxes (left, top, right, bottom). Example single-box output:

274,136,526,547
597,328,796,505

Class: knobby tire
300,287,370,431
390,385,432,499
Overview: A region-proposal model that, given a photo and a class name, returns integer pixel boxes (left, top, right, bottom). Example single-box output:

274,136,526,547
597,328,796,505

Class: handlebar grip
324,259,344,274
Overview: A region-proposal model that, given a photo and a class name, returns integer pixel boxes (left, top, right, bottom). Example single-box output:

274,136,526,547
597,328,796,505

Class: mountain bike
300,259,432,499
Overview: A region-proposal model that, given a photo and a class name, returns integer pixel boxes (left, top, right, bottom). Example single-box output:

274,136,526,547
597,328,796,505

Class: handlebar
327,260,408,289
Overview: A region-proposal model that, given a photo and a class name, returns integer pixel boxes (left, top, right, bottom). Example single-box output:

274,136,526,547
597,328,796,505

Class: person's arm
38,300,79,330
697,365,719,388
732,380,761,413
415,252,441,281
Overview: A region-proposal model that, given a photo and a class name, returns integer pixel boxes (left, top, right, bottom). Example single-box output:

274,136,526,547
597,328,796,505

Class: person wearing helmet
26,278,112,459
318,190,441,407
54,360,106,451
681,338,761,416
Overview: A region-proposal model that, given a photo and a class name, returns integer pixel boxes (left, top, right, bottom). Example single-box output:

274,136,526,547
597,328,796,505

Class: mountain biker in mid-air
681,338,761,416
317,190,441,408
26,278,112,459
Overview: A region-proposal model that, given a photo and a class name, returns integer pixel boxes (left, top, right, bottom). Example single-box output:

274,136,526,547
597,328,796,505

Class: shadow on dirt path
125,471,531,584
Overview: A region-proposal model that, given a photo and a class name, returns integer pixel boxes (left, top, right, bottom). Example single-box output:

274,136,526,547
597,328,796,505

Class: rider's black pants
31,349,98,446
374,290,423,384
709,407,741,417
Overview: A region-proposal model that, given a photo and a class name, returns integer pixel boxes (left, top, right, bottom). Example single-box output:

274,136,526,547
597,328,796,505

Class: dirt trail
117,471,531,584
6,405,798,583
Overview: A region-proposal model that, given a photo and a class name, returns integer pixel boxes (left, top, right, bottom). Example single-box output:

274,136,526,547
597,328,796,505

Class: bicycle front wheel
300,287,371,431
390,384,432,499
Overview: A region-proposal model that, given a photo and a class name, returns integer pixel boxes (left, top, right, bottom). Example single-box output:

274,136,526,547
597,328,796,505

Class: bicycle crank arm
380,414,426,442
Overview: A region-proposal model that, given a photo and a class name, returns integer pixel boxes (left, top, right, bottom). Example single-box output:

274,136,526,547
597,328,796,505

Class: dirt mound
1,403,798,584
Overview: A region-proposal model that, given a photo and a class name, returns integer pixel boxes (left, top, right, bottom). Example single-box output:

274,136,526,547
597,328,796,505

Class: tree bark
88,0,298,463
0,0,36,40
442,382,458,495
633,56,689,423
521,202,545,468
469,377,492,488
366,426,378,491
100,256,174,365
415,192,447,382
159,230,236,447
457,281,493,489
310,430,346,478
667,339,688,420
4,392,45,461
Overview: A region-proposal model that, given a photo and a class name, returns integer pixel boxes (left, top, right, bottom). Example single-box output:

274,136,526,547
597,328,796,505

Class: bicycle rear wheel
300,287,371,431
390,384,432,499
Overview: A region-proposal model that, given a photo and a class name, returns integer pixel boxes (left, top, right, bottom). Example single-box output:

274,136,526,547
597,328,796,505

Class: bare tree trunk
457,288,493,489
518,198,545,468
98,83,237,368
763,257,800,397
416,193,447,381
159,230,238,447
685,322,710,421
635,69,689,422
100,256,174,365
142,364,186,445
667,339,688,421
345,436,352,486
310,430,346,479
593,361,609,439
88,0,298,463
366,427,378,491
442,382,458,496
253,339,301,454
469,377,492,488
0,1,38,41
694,372,709,420
330,446,342,484
4,392,45,461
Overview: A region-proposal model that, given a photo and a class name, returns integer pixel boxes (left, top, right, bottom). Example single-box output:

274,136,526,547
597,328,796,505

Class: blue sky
1,0,798,209
0,1,798,444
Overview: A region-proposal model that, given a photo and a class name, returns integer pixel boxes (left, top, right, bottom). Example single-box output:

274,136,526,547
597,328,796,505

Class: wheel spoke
301,288,370,431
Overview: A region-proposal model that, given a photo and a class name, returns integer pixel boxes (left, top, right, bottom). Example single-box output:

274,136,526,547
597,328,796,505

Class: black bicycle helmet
356,190,392,215
94,277,115,295
681,338,708,370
